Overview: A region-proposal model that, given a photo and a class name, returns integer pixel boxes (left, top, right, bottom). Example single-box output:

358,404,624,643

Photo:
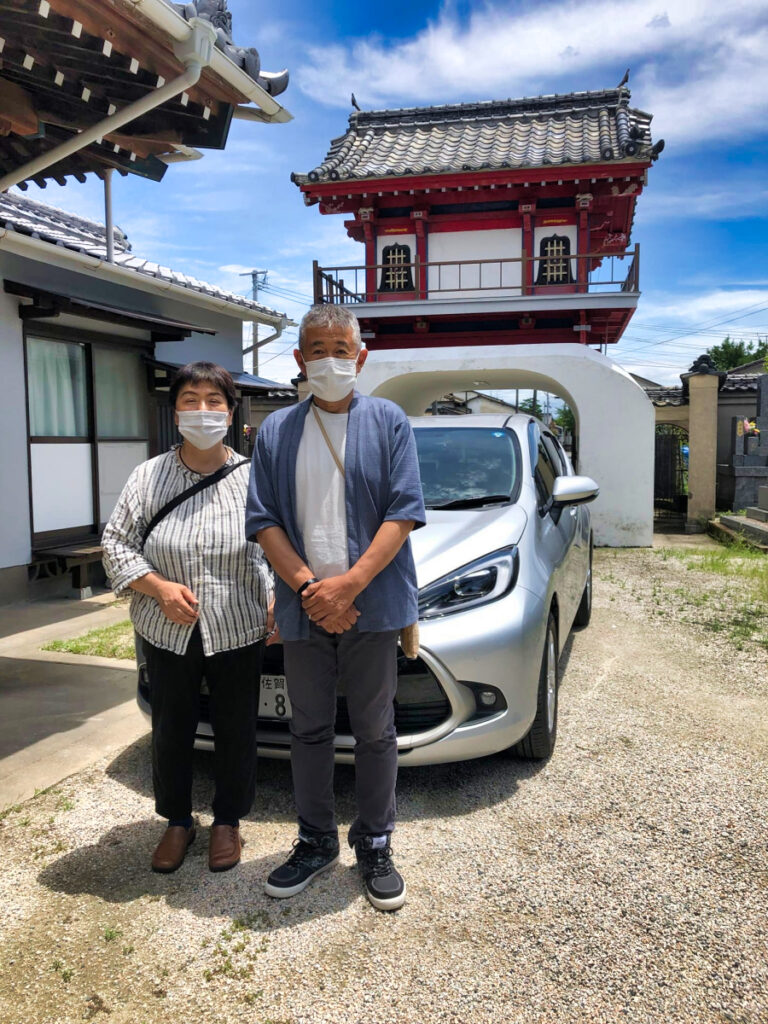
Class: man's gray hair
298,305,362,352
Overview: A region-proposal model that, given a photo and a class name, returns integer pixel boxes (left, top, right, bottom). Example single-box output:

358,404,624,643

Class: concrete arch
358,343,653,546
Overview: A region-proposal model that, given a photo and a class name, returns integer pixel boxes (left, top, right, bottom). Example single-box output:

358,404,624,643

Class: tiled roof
0,191,285,321
231,371,296,397
644,371,762,407
293,88,655,187
722,374,761,393
644,386,686,407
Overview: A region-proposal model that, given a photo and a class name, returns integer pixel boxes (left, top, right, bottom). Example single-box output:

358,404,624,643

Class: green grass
654,539,768,649
657,538,768,604
43,620,135,660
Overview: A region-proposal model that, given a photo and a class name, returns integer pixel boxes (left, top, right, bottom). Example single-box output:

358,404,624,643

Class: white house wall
357,343,654,546
427,229,522,298
0,251,254,600
0,284,31,577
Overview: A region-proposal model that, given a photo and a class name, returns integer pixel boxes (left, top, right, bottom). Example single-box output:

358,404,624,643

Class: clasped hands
301,574,361,634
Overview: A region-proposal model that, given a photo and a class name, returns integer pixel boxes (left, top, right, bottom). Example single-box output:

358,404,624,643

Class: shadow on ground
0,592,116,641
0,657,136,758
40,733,549,927
37,818,360,927
107,722,548,828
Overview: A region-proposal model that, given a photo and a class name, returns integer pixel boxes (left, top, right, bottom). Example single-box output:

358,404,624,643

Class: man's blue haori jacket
245,393,427,642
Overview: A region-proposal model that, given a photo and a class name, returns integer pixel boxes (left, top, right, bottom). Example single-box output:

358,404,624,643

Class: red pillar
577,210,589,294
414,216,427,299
363,221,376,302
524,211,536,296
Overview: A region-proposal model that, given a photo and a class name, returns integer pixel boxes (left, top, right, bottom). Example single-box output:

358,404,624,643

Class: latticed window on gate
379,244,415,291
536,234,574,285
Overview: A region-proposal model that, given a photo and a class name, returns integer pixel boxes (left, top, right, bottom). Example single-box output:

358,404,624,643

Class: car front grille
138,650,451,739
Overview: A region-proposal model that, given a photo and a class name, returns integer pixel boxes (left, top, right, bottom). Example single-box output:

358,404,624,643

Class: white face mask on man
177,410,230,450
305,357,358,403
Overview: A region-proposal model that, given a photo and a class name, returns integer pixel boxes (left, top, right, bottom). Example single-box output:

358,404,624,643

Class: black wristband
296,577,319,597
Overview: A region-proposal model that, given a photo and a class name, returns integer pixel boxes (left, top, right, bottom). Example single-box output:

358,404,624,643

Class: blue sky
15,0,768,387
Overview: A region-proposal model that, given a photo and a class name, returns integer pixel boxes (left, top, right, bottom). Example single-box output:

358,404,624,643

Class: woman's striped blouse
102,446,272,656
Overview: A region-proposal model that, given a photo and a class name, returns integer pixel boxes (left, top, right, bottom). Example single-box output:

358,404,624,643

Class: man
245,305,425,912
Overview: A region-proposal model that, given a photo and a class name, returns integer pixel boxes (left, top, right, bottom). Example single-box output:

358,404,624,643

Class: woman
102,362,272,874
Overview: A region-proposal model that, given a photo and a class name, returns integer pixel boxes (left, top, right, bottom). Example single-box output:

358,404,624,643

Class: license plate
259,674,292,719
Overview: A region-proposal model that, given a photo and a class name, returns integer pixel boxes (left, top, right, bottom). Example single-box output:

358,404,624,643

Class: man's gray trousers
282,624,399,845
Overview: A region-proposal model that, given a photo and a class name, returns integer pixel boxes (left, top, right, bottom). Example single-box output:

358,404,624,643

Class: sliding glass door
26,333,149,542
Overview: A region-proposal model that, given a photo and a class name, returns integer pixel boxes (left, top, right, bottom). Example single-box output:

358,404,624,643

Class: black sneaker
264,832,340,898
354,836,406,911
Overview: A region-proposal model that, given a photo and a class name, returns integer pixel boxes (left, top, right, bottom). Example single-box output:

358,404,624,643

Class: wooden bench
32,543,104,599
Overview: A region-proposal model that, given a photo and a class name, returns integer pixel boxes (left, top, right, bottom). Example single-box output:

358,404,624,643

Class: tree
554,406,576,433
518,396,544,418
705,336,768,372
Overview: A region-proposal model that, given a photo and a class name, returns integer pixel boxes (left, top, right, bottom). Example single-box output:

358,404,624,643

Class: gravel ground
0,546,766,1024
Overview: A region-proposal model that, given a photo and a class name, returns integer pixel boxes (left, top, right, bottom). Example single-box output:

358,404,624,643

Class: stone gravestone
727,374,768,512
720,375,768,543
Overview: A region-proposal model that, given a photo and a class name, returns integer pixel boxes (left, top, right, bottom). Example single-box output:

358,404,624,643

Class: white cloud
614,287,768,380
638,186,768,223
219,263,256,275
296,0,768,148
634,288,768,323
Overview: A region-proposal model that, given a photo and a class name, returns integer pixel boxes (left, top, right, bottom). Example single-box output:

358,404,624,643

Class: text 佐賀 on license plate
259,674,292,719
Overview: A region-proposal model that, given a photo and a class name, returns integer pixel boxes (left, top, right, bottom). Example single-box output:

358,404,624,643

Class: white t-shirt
295,406,349,579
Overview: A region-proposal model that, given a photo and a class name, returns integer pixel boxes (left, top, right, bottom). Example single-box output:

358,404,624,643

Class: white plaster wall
0,285,31,569
427,229,522,298
357,343,654,546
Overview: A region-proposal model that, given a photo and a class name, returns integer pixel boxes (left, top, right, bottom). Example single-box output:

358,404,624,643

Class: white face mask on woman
177,410,229,450
305,357,358,403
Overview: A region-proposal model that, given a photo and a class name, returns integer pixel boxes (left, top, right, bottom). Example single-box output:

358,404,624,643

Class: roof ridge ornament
167,0,288,96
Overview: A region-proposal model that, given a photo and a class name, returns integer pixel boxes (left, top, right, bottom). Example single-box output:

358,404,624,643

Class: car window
551,433,572,475
534,437,559,506
414,427,520,509
542,432,567,476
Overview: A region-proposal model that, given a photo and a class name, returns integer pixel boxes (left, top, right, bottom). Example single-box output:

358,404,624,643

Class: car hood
411,504,528,587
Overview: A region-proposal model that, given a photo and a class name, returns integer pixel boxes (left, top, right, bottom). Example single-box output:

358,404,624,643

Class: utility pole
240,269,268,373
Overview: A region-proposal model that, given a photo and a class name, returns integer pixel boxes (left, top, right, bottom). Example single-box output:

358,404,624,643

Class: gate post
682,357,726,531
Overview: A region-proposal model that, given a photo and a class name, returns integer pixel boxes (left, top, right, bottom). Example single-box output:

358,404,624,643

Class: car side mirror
551,475,599,508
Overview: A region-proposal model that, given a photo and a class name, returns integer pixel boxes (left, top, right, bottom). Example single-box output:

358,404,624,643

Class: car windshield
414,427,519,510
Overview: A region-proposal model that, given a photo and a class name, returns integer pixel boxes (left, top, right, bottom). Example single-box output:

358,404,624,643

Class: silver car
136,413,597,765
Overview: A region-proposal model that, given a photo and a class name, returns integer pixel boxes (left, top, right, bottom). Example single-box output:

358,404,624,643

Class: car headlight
418,546,519,620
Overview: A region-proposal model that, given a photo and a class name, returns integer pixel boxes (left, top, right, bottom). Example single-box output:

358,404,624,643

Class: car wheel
573,535,593,628
508,610,558,760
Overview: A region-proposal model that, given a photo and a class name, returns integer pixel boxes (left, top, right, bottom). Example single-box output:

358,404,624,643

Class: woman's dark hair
169,362,237,411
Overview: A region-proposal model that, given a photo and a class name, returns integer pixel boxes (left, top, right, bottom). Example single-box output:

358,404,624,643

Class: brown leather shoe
151,823,196,873
209,825,244,872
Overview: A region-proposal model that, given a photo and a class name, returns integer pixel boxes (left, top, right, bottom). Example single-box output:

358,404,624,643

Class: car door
547,431,588,624
530,426,579,638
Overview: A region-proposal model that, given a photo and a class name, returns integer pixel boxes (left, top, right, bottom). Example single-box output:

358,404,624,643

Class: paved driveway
0,596,146,806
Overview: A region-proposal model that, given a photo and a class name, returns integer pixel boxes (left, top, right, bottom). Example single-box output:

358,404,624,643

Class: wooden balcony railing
313,246,639,305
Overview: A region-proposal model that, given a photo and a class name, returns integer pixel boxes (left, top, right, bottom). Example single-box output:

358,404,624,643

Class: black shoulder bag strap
141,457,249,549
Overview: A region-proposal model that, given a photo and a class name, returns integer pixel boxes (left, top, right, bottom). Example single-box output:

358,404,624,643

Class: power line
258,337,300,367
260,283,314,304
617,300,768,352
